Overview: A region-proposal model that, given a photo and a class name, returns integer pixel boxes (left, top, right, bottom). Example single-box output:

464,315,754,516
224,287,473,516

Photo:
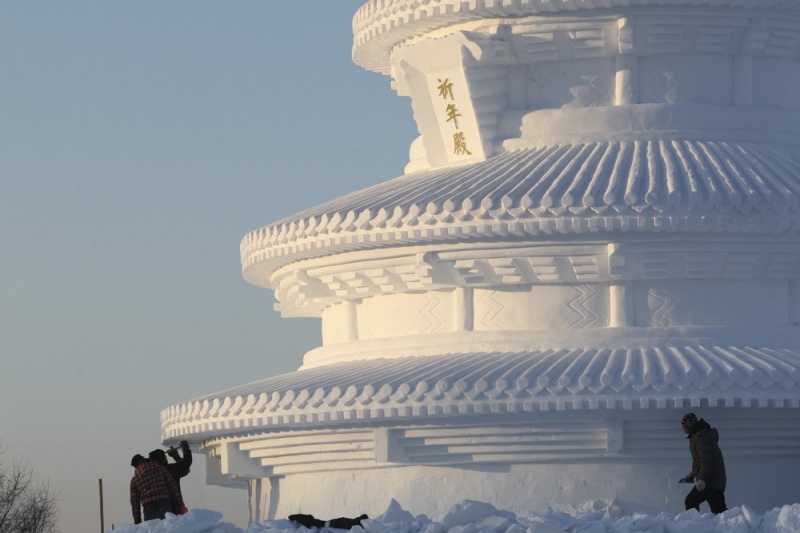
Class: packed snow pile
113,499,800,533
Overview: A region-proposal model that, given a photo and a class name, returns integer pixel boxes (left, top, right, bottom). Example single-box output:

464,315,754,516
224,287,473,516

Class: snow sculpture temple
162,0,800,523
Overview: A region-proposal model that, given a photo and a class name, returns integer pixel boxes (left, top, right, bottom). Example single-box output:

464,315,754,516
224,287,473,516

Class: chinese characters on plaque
436,78,472,156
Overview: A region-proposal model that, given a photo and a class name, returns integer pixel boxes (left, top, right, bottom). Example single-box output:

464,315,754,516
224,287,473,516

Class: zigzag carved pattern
477,291,507,331
649,288,679,327
362,293,445,338
419,292,445,334
566,285,600,328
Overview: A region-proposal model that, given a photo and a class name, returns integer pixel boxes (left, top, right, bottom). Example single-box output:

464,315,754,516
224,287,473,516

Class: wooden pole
99,478,105,533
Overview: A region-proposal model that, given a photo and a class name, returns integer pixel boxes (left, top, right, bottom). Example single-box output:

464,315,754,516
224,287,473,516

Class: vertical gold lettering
445,104,461,129
437,78,454,100
453,132,472,156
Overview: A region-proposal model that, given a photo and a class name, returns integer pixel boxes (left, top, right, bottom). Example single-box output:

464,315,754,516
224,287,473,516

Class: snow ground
113,498,800,533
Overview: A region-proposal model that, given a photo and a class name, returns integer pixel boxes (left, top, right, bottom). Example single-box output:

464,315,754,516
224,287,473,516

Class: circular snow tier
353,0,800,74
163,0,800,524
352,0,800,74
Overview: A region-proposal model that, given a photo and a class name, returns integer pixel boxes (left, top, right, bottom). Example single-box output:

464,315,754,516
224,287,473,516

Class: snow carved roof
241,140,800,281
162,343,800,439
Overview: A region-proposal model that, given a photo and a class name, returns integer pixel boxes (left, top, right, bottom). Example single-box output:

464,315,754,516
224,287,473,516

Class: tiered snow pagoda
162,0,800,522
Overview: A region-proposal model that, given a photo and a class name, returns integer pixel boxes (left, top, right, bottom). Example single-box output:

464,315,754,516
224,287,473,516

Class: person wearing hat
149,441,192,514
678,412,728,514
129,454,185,524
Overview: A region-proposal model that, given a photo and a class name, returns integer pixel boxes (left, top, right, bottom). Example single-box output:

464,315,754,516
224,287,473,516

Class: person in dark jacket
150,441,192,488
150,441,192,510
130,458,185,524
679,412,728,514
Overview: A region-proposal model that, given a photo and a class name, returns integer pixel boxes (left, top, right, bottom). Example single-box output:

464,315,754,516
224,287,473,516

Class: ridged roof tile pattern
162,345,800,439
352,0,800,73
241,141,800,276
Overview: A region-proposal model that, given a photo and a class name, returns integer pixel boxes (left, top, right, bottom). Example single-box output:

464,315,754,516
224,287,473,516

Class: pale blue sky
0,2,416,531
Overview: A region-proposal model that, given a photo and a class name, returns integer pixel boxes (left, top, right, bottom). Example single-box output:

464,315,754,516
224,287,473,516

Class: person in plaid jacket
130,456,186,524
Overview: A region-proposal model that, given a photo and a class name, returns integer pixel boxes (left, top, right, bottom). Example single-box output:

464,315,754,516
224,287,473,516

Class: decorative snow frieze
619,244,800,281
272,246,614,315
473,285,605,331
268,239,800,317
359,292,449,340
636,280,792,327
527,57,615,110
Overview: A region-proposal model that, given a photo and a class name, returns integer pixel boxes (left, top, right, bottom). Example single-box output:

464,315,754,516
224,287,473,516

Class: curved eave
161,343,800,441
352,0,800,74
241,141,800,284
